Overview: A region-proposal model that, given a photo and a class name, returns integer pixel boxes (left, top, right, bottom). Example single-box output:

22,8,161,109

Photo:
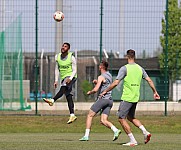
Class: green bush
81,80,93,101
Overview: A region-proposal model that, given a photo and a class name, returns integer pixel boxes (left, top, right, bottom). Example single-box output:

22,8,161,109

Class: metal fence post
35,0,38,115
164,0,169,116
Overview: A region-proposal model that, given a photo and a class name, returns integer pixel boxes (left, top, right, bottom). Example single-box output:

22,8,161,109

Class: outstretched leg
100,113,121,141
53,86,67,101
79,109,96,141
127,116,151,144
43,86,67,106
118,101,138,146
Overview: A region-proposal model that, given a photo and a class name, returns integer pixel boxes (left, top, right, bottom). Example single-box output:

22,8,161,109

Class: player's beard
61,48,65,53
61,49,68,57
61,48,68,54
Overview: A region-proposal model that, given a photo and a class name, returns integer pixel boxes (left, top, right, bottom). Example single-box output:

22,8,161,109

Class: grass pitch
0,115,180,150
0,133,180,150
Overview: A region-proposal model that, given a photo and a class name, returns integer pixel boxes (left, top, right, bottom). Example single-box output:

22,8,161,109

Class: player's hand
93,79,98,84
65,78,71,85
99,91,107,98
154,92,160,100
87,91,91,95
54,81,58,89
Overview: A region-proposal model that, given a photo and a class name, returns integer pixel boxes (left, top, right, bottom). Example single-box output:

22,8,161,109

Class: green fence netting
0,15,30,110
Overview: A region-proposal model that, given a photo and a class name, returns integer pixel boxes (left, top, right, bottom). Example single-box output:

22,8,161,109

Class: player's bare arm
92,79,98,84
145,77,160,100
54,81,58,89
66,55,77,85
100,79,120,97
87,76,104,95
54,57,59,89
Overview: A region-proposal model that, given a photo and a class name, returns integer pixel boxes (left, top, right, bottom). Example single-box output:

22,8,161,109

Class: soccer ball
53,11,64,22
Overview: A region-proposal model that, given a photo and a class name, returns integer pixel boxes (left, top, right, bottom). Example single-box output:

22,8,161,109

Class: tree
159,0,181,81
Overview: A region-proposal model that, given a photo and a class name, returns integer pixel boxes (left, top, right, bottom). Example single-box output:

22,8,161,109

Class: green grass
0,115,181,133
0,133,180,150
0,115,181,150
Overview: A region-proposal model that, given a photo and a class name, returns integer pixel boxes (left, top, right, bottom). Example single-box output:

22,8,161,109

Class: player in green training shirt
43,42,77,124
100,49,160,146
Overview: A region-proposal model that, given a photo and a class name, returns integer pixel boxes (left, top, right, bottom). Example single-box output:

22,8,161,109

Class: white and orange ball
53,11,64,22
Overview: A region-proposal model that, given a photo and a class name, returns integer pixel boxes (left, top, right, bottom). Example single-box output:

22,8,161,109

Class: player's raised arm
87,76,104,95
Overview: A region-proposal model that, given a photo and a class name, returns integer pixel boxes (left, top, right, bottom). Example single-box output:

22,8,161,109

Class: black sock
66,94,74,114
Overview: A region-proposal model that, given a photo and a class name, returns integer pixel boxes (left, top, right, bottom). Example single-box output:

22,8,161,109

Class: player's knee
118,112,127,120
100,119,106,125
100,120,104,125
118,118,125,124
66,94,72,99
87,112,94,118
127,116,134,122
61,86,67,93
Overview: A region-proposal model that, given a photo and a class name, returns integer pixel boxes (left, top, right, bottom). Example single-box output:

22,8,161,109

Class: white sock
139,125,148,135
84,129,90,137
111,125,118,133
70,113,75,117
128,133,137,143
51,99,54,103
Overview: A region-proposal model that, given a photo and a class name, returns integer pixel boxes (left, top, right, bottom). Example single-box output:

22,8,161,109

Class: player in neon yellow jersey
100,49,160,146
43,42,77,124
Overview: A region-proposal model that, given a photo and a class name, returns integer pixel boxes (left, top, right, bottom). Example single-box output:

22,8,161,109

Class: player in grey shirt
79,60,121,141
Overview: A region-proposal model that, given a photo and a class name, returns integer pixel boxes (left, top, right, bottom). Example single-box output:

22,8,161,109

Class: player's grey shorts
61,76,76,96
117,100,137,119
90,97,113,115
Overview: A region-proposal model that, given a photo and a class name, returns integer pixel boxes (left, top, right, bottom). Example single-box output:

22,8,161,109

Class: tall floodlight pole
55,0,63,95
100,0,103,62
120,0,125,57
55,0,63,54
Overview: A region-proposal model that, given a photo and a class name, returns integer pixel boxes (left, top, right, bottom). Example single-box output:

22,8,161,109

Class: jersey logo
131,84,139,86
61,65,70,69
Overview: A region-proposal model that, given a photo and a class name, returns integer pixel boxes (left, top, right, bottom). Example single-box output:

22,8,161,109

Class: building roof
22,51,160,70
108,57,160,70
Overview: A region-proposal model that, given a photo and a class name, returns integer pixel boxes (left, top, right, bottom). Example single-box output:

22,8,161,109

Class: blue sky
1,0,166,57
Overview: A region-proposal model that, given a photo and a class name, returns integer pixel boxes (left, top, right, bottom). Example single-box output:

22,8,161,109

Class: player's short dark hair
101,60,109,71
63,42,70,49
127,49,135,59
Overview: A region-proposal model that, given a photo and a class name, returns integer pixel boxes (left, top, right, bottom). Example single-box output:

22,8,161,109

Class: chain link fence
0,0,180,112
